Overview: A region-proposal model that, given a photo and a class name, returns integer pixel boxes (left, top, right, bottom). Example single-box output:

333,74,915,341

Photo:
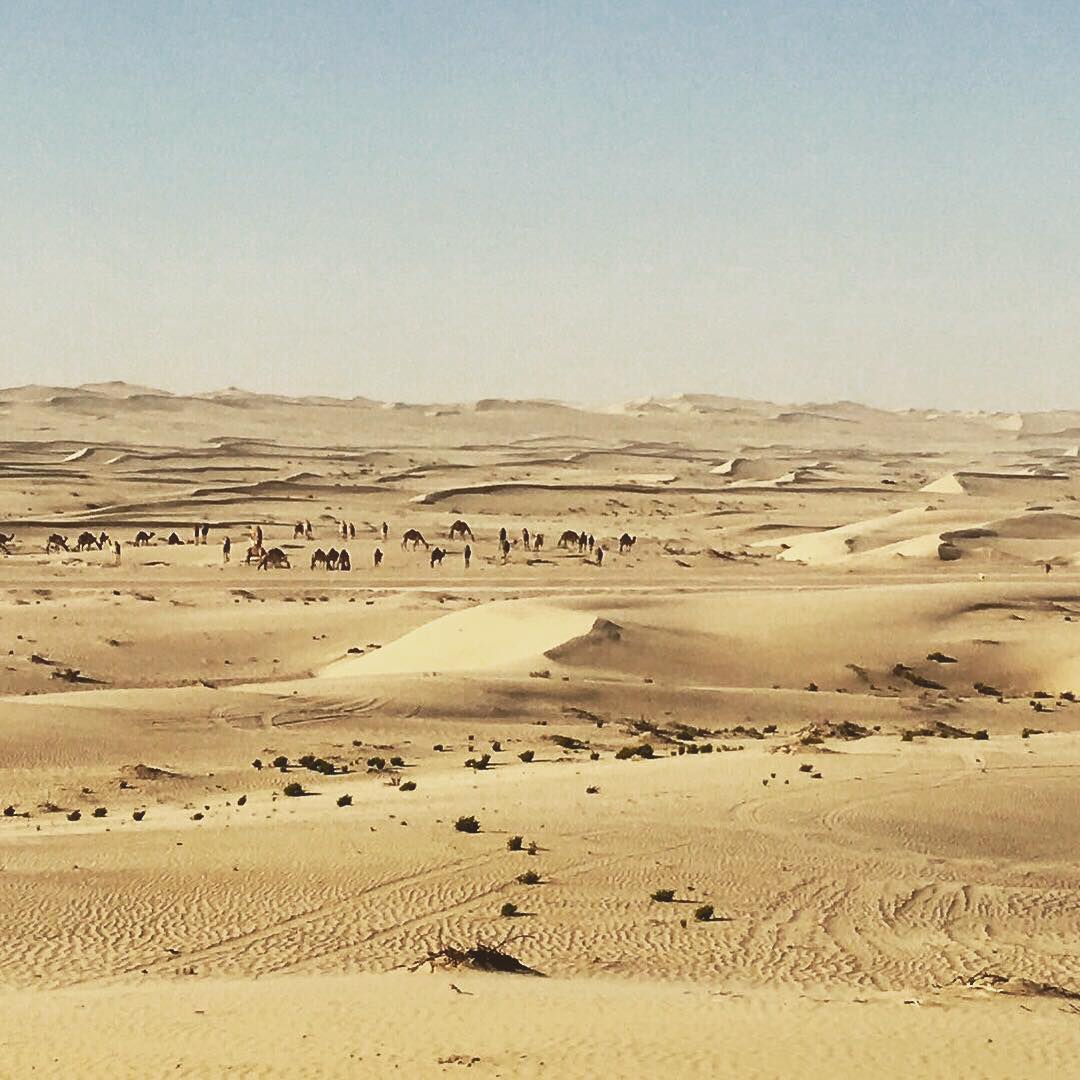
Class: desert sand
1,383,1078,1077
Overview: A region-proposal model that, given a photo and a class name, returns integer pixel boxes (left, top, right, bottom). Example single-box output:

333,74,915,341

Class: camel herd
0,519,639,572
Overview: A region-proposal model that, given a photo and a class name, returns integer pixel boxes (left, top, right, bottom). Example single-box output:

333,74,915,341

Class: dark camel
167,532,184,545
557,530,579,549
133,531,155,547
619,533,636,554
448,520,474,541
401,529,429,549
293,522,305,539
326,548,340,570
45,534,69,553
245,543,265,566
257,547,291,570
311,548,327,570
76,531,104,551
338,549,351,571
533,533,544,552
430,547,446,567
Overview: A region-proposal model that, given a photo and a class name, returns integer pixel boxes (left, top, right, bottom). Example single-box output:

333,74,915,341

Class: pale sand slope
2,974,1077,1079
4,385,1080,1076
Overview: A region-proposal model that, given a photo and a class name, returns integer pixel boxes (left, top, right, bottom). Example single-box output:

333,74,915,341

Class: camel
45,534,69,553
133,531,155,546
167,532,184,545
257,547,291,570
338,549,351,571
619,533,636,554
557,529,579,549
534,533,544,552
401,529,429,549
448,520,474,541
326,547,340,570
293,522,306,539
97,531,109,549
500,538,511,562
0,532,13,556
245,544,265,566
76,531,104,551
430,547,446,567
311,548,327,570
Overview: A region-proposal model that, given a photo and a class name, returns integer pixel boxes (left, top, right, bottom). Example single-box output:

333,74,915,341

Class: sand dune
2,383,1079,1077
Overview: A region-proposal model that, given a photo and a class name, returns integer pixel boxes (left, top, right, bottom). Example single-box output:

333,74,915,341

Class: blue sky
2,2,1078,407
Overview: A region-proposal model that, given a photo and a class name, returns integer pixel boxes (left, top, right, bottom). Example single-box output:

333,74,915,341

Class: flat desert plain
0,383,1079,1078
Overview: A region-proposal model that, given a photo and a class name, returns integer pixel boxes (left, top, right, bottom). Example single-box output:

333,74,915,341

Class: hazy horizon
5,2,1080,411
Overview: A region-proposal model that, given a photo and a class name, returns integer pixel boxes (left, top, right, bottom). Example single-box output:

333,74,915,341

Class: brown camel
533,533,544,552
619,533,636,554
311,548,327,570
339,549,351,571
326,547,340,570
430,547,446,567
401,529,429,549
45,533,69,553
293,522,305,539
0,532,13,556
76,531,103,551
167,532,184,545
256,547,291,570
97,531,109,549
245,543,265,566
557,529,579,549
448,520,474,541
133,531,155,547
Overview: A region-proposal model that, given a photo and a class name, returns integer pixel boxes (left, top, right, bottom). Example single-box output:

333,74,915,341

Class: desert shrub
694,904,714,922
67,810,81,821
399,780,416,791
433,743,445,752
586,785,599,794
465,753,491,770
192,812,204,820
507,835,524,851
973,729,989,741
367,756,386,772
390,756,404,767
337,794,352,807
799,763,813,772
132,809,145,821
615,743,654,760
551,734,588,751
251,758,263,770
516,870,541,885
2,806,14,817
589,751,600,761
491,741,501,752
92,807,107,818
299,754,316,769
272,755,289,770
500,902,519,917
454,815,480,833
518,750,535,763
700,743,713,754
527,841,539,856
651,888,675,902
283,782,306,797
